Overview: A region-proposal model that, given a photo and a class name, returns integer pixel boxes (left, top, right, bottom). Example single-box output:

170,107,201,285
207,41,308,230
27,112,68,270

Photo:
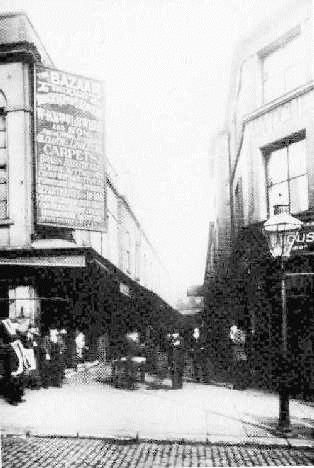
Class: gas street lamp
263,204,302,432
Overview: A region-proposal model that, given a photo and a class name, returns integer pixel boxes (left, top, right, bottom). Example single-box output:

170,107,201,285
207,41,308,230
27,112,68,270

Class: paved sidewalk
0,363,314,447
2,435,314,467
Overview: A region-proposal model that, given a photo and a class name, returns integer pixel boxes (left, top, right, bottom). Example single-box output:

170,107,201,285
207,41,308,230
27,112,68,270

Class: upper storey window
265,134,308,216
262,28,306,103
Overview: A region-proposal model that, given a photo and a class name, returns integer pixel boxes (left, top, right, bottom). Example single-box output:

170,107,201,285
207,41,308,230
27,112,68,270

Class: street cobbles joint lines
2,436,314,467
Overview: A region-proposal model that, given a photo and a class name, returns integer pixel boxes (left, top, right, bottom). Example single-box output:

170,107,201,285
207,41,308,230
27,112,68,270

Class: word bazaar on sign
35,66,106,232
44,70,102,96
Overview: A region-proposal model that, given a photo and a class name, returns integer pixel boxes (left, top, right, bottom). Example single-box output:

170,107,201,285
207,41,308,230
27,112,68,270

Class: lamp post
263,204,302,432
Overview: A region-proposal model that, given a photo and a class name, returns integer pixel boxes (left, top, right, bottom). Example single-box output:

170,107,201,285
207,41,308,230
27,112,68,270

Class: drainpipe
227,131,235,240
227,55,248,240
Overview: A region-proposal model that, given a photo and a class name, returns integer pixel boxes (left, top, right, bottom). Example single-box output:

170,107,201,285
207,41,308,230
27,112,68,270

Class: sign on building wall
292,223,314,253
35,66,106,231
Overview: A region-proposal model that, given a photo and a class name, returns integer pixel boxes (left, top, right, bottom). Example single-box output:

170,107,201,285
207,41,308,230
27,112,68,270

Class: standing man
124,331,146,388
191,327,207,383
50,327,62,387
58,329,67,381
38,329,52,388
169,331,185,389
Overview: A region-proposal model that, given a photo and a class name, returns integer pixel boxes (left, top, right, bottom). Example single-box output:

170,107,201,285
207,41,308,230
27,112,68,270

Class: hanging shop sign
35,66,106,231
291,223,314,253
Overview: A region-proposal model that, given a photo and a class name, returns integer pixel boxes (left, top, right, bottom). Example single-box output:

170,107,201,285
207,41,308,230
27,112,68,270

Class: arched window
0,92,7,220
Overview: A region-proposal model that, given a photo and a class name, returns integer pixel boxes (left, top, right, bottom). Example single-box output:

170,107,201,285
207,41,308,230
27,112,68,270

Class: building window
262,29,305,103
265,136,308,215
0,114,8,219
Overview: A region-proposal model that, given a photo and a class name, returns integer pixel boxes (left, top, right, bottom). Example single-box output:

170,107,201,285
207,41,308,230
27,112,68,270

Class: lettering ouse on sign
292,229,314,251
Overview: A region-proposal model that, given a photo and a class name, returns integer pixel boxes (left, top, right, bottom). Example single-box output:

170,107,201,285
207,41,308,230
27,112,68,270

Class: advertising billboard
35,66,106,231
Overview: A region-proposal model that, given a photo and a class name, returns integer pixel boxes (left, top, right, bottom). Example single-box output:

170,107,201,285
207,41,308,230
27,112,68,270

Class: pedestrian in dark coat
123,331,146,388
37,331,52,388
49,328,63,387
58,329,67,380
168,332,185,389
191,328,208,383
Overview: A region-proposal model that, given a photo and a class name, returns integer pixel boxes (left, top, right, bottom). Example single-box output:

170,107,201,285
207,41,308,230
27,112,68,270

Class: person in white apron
229,324,248,390
75,331,86,369
19,326,40,389
0,318,25,404
1,341,25,404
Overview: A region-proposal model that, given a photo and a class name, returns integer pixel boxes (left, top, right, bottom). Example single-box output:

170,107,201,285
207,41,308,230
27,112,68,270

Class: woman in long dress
0,319,25,405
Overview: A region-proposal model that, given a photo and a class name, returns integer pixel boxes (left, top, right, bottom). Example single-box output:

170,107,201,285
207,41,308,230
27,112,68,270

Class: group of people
112,324,250,391
0,316,251,402
167,327,210,388
0,318,72,405
112,327,209,390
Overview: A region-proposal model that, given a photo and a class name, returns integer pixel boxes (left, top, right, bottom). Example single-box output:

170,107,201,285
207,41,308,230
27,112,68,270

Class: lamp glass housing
263,205,302,258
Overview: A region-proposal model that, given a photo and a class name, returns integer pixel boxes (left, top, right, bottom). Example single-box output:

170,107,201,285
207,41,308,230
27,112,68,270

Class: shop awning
0,254,86,267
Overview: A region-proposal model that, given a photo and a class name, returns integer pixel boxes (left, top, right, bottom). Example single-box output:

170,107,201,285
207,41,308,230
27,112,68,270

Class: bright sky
1,0,291,302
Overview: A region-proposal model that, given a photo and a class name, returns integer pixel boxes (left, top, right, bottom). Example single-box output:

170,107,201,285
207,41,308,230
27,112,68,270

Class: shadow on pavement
144,379,172,391
94,374,173,391
242,415,314,439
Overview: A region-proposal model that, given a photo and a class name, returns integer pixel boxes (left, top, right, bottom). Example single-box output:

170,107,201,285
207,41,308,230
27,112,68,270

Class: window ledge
0,218,14,226
244,80,314,124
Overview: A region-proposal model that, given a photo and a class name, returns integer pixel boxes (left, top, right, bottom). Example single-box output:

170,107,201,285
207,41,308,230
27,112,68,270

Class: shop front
0,247,132,366
0,245,178,369
221,221,314,397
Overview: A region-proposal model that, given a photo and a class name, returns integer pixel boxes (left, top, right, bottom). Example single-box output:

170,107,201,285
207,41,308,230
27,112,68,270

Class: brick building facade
204,0,314,394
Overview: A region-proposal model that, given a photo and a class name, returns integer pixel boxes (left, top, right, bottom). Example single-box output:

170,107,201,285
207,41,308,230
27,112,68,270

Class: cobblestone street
2,435,314,467
2,364,314,466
